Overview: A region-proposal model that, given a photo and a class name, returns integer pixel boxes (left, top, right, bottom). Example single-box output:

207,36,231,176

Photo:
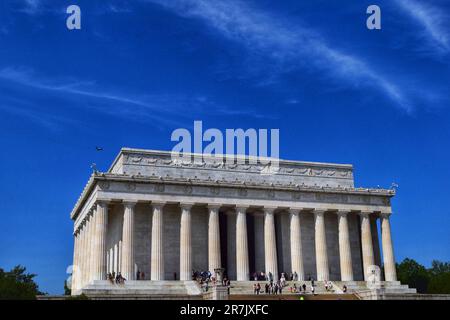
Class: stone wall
349,213,363,280
163,204,180,280
134,203,151,279
301,212,317,279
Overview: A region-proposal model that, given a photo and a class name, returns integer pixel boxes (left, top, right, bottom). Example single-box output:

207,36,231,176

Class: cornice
70,171,395,220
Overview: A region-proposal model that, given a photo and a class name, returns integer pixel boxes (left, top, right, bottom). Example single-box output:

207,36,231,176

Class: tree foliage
396,258,450,294
64,280,71,296
0,265,44,300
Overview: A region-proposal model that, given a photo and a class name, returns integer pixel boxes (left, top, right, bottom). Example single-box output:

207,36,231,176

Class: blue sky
0,0,449,294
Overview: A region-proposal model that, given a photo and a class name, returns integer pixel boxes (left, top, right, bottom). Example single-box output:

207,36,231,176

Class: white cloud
395,0,450,52
22,0,41,15
146,0,410,112
0,67,269,129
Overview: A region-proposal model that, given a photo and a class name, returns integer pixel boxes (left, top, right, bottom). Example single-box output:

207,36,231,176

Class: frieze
96,179,390,207
122,153,354,179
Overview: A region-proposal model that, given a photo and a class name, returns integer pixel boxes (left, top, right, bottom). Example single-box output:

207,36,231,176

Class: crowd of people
192,270,232,293
251,275,339,295
252,271,301,282
106,272,126,284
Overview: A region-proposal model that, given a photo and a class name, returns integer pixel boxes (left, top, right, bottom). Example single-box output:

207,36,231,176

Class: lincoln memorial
70,148,403,297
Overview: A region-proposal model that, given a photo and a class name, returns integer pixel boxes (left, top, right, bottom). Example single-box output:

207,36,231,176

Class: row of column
73,202,397,290
72,201,108,291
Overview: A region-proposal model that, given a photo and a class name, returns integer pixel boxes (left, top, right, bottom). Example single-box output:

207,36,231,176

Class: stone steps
332,281,417,295
81,280,202,297
229,281,336,295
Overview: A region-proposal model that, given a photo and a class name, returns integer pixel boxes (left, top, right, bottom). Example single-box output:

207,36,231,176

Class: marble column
208,204,221,273
337,211,354,281
121,202,136,281
180,204,193,281
264,207,278,281
88,211,97,283
314,210,329,281
80,220,86,286
360,211,375,280
289,209,304,280
93,201,108,281
236,206,250,281
381,213,397,281
151,202,165,280
85,216,92,284
79,224,85,287
72,231,80,292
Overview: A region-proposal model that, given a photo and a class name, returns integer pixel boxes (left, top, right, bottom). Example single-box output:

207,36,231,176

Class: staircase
229,281,339,296
332,281,417,294
80,280,203,299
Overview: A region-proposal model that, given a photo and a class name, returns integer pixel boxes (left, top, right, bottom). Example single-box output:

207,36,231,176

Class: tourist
107,273,114,284
256,283,261,295
116,272,124,284
253,283,257,294
302,283,307,293
140,271,145,280
136,270,141,280
280,274,286,287
293,283,297,293
343,285,348,293
265,283,269,294
311,285,315,295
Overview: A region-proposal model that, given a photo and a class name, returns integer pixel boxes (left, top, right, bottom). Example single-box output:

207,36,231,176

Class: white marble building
70,148,398,295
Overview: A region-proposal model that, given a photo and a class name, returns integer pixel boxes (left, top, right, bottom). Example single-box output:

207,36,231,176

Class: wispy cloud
145,0,410,112
395,0,450,53
0,103,79,131
0,67,187,127
0,67,269,129
21,0,41,15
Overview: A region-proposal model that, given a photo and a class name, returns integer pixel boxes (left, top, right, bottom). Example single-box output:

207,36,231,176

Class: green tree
0,265,44,300
430,260,450,275
427,260,450,294
396,258,430,293
64,280,71,296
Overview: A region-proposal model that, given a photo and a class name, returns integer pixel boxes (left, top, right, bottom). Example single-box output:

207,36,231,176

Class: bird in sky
95,146,103,151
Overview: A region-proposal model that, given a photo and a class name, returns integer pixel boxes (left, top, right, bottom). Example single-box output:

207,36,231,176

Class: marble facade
70,148,397,295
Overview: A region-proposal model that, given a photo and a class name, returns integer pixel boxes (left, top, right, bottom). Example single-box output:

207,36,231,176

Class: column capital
123,201,137,208
313,209,326,216
235,206,249,214
336,210,349,217
96,200,110,208
151,201,166,209
207,204,221,211
358,211,372,218
180,203,194,211
263,206,277,214
380,212,392,219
